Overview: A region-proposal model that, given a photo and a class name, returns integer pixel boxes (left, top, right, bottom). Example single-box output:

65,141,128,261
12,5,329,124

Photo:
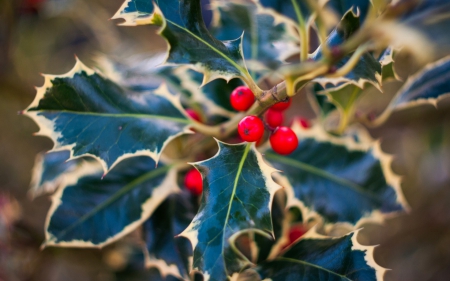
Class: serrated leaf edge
210,0,300,63
146,258,184,280
24,59,193,175
273,121,408,230
42,164,180,248
28,152,70,199
282,227,387,281
173,67,236,118
373,55,450,126
178,141,281,278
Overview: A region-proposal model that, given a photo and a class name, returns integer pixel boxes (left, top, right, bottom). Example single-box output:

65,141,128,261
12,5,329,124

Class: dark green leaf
257,230,385,281
312,11,381,89
309,84,337,118
326,0,371,22
399,0,450,59
375,56,450,124
390,56,450,109
256,0,313,26
210,1,298,74
265,123,407,226
113,0,255,89
143,194,196,278
379,47,400,82
29,151,92,198
179,142,280,281
24,60,192,173
44,156,179,247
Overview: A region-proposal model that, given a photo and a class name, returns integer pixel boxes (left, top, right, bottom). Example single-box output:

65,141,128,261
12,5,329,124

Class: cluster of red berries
231,86,299,155
183,86,309,195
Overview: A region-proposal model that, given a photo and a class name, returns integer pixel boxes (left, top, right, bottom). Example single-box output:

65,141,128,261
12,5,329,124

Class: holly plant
22,0,450,280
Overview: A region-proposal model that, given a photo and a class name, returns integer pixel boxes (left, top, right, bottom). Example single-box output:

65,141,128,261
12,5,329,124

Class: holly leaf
23,59,193,174
29,151,95,198
375,56,450,124
312,10,382,89
326,0,371,22
112,0,255,90
210,0,298,74
43,156,179,247
265,122,408,227
179,142,281,281
143,194,195,279
379,47,400,82
254,0,314,27
319,83,364,133
256,229,386,281
308,84,337,119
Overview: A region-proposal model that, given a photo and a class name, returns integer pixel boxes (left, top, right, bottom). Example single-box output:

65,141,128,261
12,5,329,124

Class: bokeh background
0,0,449,280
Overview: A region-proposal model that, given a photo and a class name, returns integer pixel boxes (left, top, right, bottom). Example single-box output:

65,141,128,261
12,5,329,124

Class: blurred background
0,0,449,280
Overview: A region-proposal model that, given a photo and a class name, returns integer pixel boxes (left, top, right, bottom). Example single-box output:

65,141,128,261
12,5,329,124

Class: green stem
291,0,309,61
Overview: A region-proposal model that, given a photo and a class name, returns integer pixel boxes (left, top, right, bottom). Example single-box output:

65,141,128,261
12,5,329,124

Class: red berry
184,168,203,196
271,98,291,111
291,117,311,129
230,86,255,111
238,115,264,142
186,109,201,122
288,225,307,244
298,117,310,129
265,109,284,128
270,127,298,155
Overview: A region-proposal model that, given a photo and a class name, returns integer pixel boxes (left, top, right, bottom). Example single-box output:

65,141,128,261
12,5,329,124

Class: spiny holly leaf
374,56,450,125
379,47,400,82
23,59,193,174
256,229,386,281
112,0,255,90
326,0,371,22
254,0,314,27
143,194,195,279
179,142,281,281
175,68,242,118
94,54,190,95
43,156,179,248
312,10,382,89
398,0,450,60
210,0,298,74
309,84,337,119
319,83,364,133
265,122,408,228
95,56,235,118
29,151,92,198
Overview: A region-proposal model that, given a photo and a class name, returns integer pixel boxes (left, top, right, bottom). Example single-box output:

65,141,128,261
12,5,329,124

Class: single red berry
186,109,201,122
230,86,255,111
298,117,310,129
184,168,203,196
292,116,311,129
238,115,264,142
265,108,284,128
288,225,307,244
271,98,291,111
270,127,298,155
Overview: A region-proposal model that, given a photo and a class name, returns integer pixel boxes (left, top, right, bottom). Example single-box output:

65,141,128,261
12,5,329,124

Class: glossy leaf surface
29,151,87,197
24,60,192,173
312,11,381,88
144,194,195,278
113,0,251,87
44,157,178,247
180,142,280,281
211,0,298,74
265,123,406,226
257,231,385,281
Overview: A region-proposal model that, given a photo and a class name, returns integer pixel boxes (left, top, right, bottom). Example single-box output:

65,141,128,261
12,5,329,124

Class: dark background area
0,0,449,280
